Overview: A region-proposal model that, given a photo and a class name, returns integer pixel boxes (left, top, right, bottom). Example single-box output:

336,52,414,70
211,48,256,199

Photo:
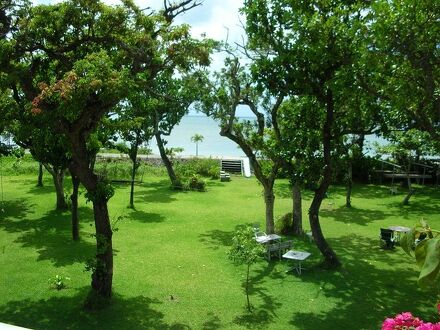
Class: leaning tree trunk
37,162,44,187
262,182,275,234
129,144,139,209
309,91,341,269
70,169,80,241
44,164,68,210
155,133,179,187
292,181,303,236
346,161,353,208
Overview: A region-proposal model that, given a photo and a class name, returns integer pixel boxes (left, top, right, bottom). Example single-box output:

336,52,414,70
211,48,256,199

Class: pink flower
416,323,440,330
382,318,396,330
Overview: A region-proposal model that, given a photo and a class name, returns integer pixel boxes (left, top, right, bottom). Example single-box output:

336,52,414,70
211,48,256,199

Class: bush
172,174,206,192
1,154,39,175
187,174,206,192
175,158,219,179
275,212,293,235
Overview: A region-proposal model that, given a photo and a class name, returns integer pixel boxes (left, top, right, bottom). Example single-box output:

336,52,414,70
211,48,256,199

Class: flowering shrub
383,305,440,330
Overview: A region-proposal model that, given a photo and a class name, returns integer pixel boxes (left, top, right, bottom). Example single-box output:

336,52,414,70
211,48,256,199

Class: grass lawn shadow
0,198,35,221
134,180,179,204
323,206,389,226
1,209,95,267
289,234,433,329
126,210,166,224
0,288,190,330
233,262,284,329
199,224,254,250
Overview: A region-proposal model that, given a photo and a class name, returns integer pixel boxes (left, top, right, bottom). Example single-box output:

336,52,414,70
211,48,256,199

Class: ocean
147,115,386,157
148,115,246,157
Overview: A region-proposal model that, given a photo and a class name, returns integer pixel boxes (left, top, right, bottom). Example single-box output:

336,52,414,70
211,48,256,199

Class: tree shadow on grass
0,199,34,221
134,180,179,204
233,262,283,329
0,209,95,267
383,196,440,221
199,224,254,250
289,234,433,329
321,206,389,226
126,209,166,224
0,288,190,330
202,312,222,330
346,184,393,200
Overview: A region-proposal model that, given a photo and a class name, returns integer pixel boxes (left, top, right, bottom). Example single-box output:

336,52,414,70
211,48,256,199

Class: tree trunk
292,181,303,236
346,162,352,208
309,91,341,269
263,183,275,234
70,170,80,241
402,161,414,205
91,198,113,298
246,263,251,312
69,134,114,302
44,164,68,210
129,145,139,209
37,162,44,187
155,133,179,187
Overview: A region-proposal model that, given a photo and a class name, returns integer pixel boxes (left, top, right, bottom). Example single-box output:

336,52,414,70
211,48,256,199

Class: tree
111,107,153,209
191,133,204,157
3,0,211,303
198,56,284,234
242,0,376,268
273,98,323,236
369,0,440,150
149,72,211,188
377,129,433,205
228,226,265,312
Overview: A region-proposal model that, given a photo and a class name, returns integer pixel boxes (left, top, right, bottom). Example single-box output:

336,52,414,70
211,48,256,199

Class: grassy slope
0,167,439,329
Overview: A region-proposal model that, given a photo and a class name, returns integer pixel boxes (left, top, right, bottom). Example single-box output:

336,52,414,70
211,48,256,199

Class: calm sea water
148,115,246,157
147,115,386,157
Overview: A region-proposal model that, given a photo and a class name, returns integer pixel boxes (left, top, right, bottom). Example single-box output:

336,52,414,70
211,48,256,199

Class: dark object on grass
380,228,395,249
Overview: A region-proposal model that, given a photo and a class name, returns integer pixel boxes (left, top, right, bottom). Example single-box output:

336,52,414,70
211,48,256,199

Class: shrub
48,274,70,290
172,174,206,192
175,158,219,179
187,174,206,192
275,212,293,235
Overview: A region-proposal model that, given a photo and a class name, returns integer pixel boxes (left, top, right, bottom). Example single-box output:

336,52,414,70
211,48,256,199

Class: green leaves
416,238,440,288
400,228,415,256
228,227,265,266
400,220,440,289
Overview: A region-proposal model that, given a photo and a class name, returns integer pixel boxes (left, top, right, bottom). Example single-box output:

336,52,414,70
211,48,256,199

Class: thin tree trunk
346,162,352,208
44,164,68,210
155,133,179,187
402,160,414,205
292,181,303,236
129,145,139,209
37,162,44,187
309,91,341,269
263,183,275,234
246,263,251,312
70,171,80,241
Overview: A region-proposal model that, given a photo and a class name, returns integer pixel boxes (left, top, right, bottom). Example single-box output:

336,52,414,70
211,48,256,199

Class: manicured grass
0,163,439,329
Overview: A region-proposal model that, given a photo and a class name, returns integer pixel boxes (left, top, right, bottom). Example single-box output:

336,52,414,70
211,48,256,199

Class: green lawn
0,164,439,329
